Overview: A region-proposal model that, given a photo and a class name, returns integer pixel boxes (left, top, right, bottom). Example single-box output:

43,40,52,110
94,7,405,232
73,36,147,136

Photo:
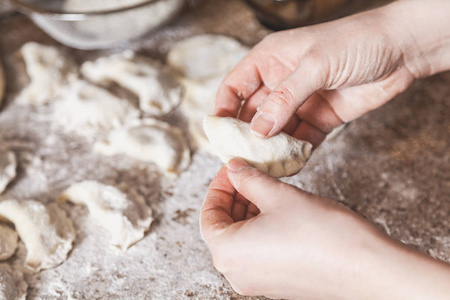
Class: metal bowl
10,0,186,49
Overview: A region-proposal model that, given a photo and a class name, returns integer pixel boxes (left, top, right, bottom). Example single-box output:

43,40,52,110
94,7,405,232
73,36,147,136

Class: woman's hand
200,158,450,299
214,0,450,147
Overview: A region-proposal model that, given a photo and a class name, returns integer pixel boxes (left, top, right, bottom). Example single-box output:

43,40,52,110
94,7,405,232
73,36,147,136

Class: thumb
226,158,299,212
250,61,324,137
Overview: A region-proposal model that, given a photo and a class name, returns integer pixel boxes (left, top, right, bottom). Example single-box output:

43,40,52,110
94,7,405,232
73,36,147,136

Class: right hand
214,0,450,147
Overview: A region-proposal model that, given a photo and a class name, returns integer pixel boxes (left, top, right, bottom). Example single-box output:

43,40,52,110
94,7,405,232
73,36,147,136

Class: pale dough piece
0,199,76,272
58,181,153,250
0,264,27,300
203,116,313,178
0,150,17,195
94,119,191,176
16,42,76,105
0,224,18,261
167,34,249,81
0,61,5,106
54,80,140,135
81,51,183,116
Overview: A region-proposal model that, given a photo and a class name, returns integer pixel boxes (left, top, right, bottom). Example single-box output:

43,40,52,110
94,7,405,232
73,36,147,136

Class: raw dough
94,119,191,176
0,199,76,271
58,181,153,250
81,51,183,116
0,264,27,300
54,80,140,135
16,42,76,105
0,150,16,195
167,35,249,151
0,61,5,106
167,34,249,82
0,224,18,261
203,116,313,178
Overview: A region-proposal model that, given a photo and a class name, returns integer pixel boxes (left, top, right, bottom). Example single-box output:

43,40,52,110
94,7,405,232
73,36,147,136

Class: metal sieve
10,0,186,50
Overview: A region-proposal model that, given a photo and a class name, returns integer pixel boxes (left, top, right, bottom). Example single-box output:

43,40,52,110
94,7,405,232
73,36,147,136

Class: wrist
379,0,450,78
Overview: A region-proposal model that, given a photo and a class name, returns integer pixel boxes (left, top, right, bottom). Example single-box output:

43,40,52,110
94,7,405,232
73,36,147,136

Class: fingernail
226,158,249,172
250,112,275,137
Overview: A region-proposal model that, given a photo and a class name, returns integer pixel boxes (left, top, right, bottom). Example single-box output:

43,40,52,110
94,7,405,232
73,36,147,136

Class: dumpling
94,119,191,176
0,264,27,300
167,34,249,82
16,42,76,105
0,199,76,271
81,51,183,116
167,35,249,151
0,150,17,195
54,80,140,135
0,224,18,261
203,116,312,178
58,181,153,250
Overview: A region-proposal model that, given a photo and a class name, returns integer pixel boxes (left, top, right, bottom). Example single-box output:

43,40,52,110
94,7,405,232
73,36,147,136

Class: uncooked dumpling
94,119,191,176
167,34,249,81
54,80,140,135
58,181,153,250
167,35,249,151
0,150,16,195
203,116,312,178
0,199,75,271
81,51,182,116
0,224,18,261
0,264,27,300
16,42,76,105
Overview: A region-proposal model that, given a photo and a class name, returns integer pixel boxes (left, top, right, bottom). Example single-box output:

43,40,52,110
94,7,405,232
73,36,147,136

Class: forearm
381,0,450,78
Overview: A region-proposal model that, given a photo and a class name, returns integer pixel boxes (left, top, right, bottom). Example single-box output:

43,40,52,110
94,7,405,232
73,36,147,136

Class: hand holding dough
203,116,312,178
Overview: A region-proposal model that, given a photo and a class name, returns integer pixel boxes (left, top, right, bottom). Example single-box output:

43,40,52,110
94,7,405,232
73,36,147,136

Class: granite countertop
0,0,448,299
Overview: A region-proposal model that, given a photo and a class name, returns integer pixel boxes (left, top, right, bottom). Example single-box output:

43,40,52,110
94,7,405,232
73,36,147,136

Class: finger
250,58,325,137
238,85,270,122
231,193,250,222
200,166,236,241
226,158,299,212
291,121,327,149
215,57,262,118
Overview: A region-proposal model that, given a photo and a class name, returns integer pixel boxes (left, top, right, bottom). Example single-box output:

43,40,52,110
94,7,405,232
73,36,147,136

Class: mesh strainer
10,0,186,50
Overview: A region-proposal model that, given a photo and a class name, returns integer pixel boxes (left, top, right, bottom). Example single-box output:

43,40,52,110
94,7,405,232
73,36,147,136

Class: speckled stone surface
0,0,448,299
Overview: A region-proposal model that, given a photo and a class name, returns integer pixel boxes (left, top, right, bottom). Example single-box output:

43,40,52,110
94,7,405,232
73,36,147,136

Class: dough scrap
167,35,249,151
0,199,76,271
0,61,5,106
0,224,18,261
203,116,312,178
167,34,249,82
0,150,17,195
0,264,27,300
94,119,191,176
58,181,153,250
16,42,76,105
54,80,140,135
81,51,183,116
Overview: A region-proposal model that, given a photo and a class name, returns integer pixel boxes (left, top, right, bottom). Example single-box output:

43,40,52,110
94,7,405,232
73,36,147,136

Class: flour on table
0,150,17,195
54,80,140,135
81,51,183,116
0,264,27,300
0,224,18,261
167,35,249,151
0,199,75,272
203,116,312,178
58,181,153,250
0,61,5,106
94,119,191,176
16,42,76,105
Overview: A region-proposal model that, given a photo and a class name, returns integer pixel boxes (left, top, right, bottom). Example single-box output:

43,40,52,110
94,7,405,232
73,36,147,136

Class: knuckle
269,84,296,110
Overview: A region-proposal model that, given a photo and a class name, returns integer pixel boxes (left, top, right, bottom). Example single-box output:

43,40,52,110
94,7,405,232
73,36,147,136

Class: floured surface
0,264,27,300
0,0,448,299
